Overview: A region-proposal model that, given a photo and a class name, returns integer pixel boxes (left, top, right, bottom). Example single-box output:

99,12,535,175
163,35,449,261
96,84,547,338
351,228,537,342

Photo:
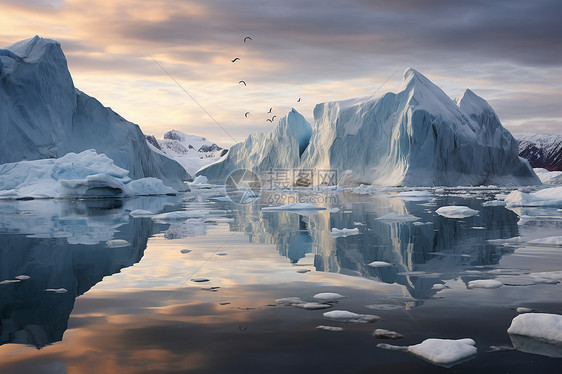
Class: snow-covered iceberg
0,150,176,199
197,68,539,187
0,36,189,190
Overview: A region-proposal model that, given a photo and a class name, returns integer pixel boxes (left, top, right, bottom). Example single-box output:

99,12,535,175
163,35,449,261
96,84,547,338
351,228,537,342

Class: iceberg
505,186,562,207
0,36,189,190
0,150,176,199
508,313,562,344
198,68,539,187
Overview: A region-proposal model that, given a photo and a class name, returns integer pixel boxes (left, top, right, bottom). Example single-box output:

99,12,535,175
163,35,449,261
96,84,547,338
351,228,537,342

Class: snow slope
517,133,562,171
0,36,189,190
197,108,312,184
145,130,225,175
197,68,539,187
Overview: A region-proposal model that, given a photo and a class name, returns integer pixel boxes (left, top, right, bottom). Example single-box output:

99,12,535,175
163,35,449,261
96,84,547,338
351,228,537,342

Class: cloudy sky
1,0,560,146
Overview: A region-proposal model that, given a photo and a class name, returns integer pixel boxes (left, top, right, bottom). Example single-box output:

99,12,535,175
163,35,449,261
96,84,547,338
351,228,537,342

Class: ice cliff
0,36,189,190
197,68,539,187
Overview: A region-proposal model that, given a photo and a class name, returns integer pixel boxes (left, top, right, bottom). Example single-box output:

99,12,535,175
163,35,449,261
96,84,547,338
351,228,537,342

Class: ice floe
436,206,479,218
316,325,343,332
377,338,477,367
330,227,360,238
14,275,30,280
505,186,562,207
323,310,380,323
467,279,503,289
367,261,393,268
373,329,403,339
106,239,131,248
0,279,20,285
313,293,345,302
129,209,155,217
516,307,535,313
508,313,562,344
527,236,562,246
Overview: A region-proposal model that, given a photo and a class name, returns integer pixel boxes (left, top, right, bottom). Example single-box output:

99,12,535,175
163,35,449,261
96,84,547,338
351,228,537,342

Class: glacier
197,68,539,187
0,150,176,199
0,36,189,190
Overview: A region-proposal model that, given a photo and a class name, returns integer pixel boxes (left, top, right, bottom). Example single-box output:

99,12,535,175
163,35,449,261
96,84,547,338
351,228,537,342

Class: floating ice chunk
191,175,208,185
529,271,562,283
483,200,507,207
432,284,447,290
407,338,477,367
330,227,360,238
467,279,503,289
14,275,30,280
394,190,433,201
323,310,380,323
313,293,345,302
180,249,192,254
130,209,155,217
505,186,562,207
262,203,326,213
367,261,393,268
487,236,523,246
0,279,20,285
294,302,332,310
527,236,562,246
516,307,535,313
45,288,67,293
375,213,420,222
126,177,176,196
436,206,479,218
191,278,209,282
316,325,343,332
434,188,446,194
373,329,403,339
275,297,304,305
413,221,432,226
507,313,562,344
106,239,131,248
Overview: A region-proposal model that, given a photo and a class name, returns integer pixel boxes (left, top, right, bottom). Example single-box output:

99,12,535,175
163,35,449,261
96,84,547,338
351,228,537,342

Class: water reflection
0,197,175,348
223,191,520,300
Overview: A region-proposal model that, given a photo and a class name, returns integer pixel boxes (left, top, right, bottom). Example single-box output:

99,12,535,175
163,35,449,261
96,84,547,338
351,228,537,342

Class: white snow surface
507,313,562,343
436,206,479,218
407,338,477,366
505,186,562,207
197,68,539,187
0,150,177,199
0,36,189,190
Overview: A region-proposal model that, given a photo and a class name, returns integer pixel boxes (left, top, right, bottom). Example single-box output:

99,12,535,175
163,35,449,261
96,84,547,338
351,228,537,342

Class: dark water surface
0,188,560,373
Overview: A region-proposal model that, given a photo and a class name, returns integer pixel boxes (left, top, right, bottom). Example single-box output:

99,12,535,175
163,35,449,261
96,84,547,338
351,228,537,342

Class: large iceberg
197,68,539,187
0,150,176,199
0,36,189,190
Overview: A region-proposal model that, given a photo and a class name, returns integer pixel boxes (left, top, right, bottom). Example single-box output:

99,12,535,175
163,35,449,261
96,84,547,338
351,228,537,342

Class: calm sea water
0,187,560,373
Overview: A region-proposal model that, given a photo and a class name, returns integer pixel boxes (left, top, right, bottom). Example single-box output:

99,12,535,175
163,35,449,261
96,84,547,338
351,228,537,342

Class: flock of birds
233,36,301,124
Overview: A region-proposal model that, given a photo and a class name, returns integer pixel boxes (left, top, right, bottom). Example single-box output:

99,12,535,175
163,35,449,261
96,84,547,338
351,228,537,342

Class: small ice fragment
191,278,209,282
106,239,130,248
406,338,477,367
129,209,155,217
316,325,343,332
45,288,67,293
373,329,403,339
275,297,304,305
467,279,503,289
296,269,311,273
323,310,380,323
432,284,447,290
14,275,30,280
180,249,192,254
375,213,420,222
488,345,515,352
507,313,562,344
436,206,479,218
330,227,360,238
0,279,20,285
516,307,534,313
368,261,393,268
294,302,332,310
313,292,345,302
483,200,506,207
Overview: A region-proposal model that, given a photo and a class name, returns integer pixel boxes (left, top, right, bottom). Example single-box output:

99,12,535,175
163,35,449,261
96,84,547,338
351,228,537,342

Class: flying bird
243,36,252,43
297,98,301,102
271,115,277,121
267,107,272,113
244,112,250,118
231,57,240,63
266,118,272,122
239,80,246,86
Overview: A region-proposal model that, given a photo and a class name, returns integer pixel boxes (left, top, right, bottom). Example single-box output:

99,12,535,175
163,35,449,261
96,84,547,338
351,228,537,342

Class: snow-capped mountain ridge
0,36,189,190
517,133,562,171
198,68,539,187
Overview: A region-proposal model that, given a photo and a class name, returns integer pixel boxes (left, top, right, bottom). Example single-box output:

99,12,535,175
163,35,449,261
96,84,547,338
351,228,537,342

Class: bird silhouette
244,112,250,118
231,57,240,63
297,98,301,102
267,107,272,113
244,36,252,43
239,80,246,86
271,115,277,121
266,119,272,122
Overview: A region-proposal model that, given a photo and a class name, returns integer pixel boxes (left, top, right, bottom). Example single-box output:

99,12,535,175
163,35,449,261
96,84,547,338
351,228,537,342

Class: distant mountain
145,130,226,175
0,36,189,190
517,133,562,171
198,68,539,187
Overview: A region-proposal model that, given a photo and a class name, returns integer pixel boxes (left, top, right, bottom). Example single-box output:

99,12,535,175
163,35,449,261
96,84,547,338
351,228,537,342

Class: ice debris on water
436,206,479,218
330,227,360,238
507,313,562,344
377,338,477,367
0,279,20,285
323,310,380,323
367,261,393,268
316,325,343,332
14,275,30,280
313,293,345,302
45,288,68,293
516,307,534,313
467,279,503,289
373,329,403,339
275,297,331,310
106,239,131,248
